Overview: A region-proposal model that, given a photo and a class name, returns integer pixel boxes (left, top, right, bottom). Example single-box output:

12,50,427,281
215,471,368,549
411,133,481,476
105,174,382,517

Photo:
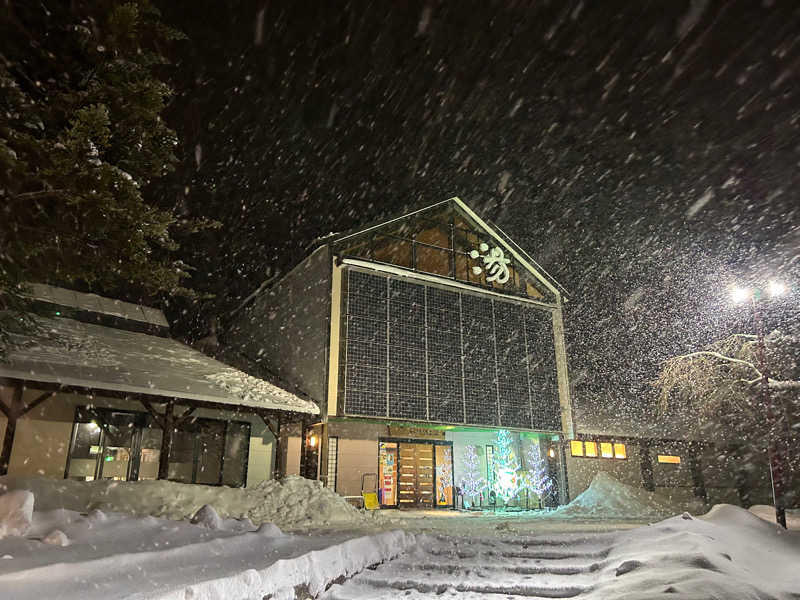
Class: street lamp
730,281,788,528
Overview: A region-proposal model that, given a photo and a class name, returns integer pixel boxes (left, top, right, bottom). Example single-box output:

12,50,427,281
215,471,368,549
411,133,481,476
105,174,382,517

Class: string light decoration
460,444,487,505
493,429,522,502
520,441,553,507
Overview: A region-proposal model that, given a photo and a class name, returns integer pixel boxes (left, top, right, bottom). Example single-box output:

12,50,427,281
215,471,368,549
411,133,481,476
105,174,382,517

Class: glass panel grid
341,269,560,429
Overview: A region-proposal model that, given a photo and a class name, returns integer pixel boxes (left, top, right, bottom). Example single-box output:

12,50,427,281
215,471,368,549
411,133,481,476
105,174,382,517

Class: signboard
388,425,446,440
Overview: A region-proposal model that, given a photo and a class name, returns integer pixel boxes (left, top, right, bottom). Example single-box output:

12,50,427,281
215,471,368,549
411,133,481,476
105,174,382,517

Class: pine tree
521,441,553,506
0,1,207,326
460,444,486,504
493,429,521,502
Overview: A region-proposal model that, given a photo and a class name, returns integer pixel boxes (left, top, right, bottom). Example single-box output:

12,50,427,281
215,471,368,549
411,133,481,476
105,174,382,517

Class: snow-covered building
0,284,317,487
226,197,575,507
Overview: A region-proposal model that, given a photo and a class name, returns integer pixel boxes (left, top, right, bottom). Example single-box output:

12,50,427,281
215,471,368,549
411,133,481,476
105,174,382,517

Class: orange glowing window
584,441,598,457
658,454,681,464
570,440,584,456
600,442,614,458
614,443,627,459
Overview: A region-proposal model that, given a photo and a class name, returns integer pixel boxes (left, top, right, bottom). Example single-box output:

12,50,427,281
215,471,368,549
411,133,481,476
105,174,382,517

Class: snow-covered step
323,580,576,600
324,574,589,598
388,558,604,576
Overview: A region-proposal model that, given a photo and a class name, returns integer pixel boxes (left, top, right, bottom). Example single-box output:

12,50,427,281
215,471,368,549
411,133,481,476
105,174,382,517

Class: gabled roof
324,196,568,300
1,308,318,415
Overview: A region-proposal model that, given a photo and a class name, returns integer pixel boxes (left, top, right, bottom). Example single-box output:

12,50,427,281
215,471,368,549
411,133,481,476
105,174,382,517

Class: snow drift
547,471,702,519
0,475,371,529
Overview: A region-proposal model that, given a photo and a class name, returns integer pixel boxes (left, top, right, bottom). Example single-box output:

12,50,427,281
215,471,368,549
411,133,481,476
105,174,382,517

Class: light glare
731,286,751,303
768,281,786,297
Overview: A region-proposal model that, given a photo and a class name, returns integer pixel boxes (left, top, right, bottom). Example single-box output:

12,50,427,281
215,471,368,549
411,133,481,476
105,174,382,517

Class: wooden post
0,384,55,476
318,421,329,486
0,386,23,476
260,412,284,480
273,417,284,480
639,439,655,491
688,444,708,503
299,418,310,479
157,399,174,480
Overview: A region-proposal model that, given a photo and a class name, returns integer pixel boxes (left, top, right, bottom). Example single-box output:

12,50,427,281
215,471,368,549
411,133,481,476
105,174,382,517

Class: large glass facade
340,269,561,430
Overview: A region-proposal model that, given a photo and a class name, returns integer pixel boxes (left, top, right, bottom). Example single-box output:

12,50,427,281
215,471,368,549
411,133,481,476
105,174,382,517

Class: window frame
64,406,251,486
569,439,628,461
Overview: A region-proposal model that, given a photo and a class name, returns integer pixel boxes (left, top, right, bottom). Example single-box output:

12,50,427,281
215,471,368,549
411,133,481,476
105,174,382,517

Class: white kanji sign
469,243,511,284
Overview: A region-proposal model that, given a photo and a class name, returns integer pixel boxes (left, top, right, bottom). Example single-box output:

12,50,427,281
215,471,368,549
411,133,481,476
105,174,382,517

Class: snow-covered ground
1,473,799,599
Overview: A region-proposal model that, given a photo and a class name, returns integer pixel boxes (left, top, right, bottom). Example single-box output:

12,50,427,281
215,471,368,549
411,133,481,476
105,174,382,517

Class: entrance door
398,442,435,508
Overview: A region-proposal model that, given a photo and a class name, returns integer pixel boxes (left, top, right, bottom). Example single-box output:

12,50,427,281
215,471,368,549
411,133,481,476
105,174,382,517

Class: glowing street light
730,280,791,528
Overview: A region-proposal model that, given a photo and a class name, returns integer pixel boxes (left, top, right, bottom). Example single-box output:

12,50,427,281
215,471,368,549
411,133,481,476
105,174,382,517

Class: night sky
153,1,800,425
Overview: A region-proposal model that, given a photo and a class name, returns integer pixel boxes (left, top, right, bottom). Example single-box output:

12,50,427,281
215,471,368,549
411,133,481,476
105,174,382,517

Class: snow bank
0,503,413,600
0,475,371,529
547,471,701,519
591,504,800,598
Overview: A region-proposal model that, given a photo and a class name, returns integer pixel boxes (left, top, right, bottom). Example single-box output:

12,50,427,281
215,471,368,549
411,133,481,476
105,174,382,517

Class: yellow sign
362,492,380,510
388,426,446,440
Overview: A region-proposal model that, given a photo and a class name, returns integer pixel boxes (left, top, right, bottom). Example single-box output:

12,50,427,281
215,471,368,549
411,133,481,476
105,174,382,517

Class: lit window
570,440,584,456
658,454,681,464
614,443,627,459
584,441,598,457
600,442,613,458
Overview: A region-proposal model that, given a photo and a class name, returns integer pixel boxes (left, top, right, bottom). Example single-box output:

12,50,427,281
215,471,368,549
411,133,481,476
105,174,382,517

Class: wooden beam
174,406,196,426
0,394,11,419
21,391,55,417
140,399,166,429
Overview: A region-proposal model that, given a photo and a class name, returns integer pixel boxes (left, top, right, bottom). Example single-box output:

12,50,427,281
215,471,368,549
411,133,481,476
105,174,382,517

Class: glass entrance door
398,442,435,508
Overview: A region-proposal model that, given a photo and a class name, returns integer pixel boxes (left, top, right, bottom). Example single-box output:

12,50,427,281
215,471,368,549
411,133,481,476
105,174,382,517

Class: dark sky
154,0,800,422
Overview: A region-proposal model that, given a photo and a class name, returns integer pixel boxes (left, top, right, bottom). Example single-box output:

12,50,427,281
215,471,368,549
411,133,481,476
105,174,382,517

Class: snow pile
547,471,698,519
0,475,371,529
592,505,800,598
0,490,34,538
